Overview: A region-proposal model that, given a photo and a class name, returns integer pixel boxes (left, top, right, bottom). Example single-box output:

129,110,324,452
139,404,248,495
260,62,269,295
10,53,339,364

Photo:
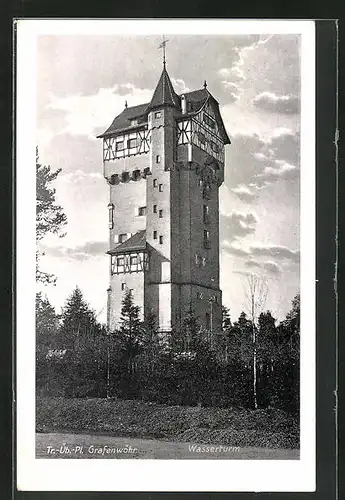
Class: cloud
253,91,300,114
244,259,261,269
219,80,242,102
250,244,300,263
171,78,190,94
61,170,103,183
46,84,153,138
221,241,249,257
220,35,274,85
230,184,256,203
257,161,299,184
262,260,282,274
244,258,282,275
222,241,299,265
225,129,300,192
41,240,107,261
221,211,258,241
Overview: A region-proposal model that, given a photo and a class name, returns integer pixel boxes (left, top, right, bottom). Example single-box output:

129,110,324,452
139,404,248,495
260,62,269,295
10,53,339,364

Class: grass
36,396,299,449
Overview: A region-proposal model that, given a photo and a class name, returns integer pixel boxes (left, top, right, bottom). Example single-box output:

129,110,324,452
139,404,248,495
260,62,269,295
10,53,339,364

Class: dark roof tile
147,66,180,111
107,230,146,254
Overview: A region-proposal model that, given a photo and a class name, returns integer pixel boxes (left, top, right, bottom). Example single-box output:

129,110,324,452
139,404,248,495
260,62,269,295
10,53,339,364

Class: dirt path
36,432,299,460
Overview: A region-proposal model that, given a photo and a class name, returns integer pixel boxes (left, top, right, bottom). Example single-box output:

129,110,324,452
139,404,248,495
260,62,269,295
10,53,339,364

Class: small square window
130,119,138,126
121,283,126,291
127,138,137,149
155,111,162,119
119,233,127,243
159,184,163,192
115,141,124,152
130,255,138,266
153,231,157,239
159,235,163,244
159,209,163,218
138,206,146,216
153,179,158,188
153,204,157,213
156,155,161,163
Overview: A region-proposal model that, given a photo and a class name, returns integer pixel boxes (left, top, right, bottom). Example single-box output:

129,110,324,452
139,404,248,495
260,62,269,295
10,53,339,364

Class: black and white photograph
16,19,316,492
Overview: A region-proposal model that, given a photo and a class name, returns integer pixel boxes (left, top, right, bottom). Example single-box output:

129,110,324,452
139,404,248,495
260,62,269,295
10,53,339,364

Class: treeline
36,287,299,413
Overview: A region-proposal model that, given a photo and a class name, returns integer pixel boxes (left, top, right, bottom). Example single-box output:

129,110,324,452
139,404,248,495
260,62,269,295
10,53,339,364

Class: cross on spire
158,35,169,67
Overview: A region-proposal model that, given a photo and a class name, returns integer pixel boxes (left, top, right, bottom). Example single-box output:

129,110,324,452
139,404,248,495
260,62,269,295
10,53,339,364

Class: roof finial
125,100,128,109
158,35,169,67
204,80,207,89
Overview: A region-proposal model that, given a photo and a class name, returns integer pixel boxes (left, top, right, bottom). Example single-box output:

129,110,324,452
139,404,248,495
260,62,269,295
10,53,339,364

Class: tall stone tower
98,63,230,333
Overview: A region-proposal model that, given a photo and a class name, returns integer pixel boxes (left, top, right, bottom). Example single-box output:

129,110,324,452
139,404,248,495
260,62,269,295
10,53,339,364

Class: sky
36,32,301,324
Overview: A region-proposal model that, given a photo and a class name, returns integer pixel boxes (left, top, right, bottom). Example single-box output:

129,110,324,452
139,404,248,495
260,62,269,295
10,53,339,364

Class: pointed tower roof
147,65,180,111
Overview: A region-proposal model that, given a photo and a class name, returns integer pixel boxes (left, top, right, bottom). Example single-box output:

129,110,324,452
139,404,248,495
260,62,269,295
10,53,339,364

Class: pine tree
222,305,232,331
59,286,99,349
36,148,67,284
119,289,142,358
36,292,60,358
141,311,161,370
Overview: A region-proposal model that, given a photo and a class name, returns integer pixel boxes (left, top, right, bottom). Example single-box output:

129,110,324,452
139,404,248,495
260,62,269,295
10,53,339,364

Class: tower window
153,178,158,188
205,312,211,328
159,184,163,192
156,155,161,163
130,255,138,266
203,113,216,129
153,231,157,239
159,209,163,218
108,203,114,229
203,230,211,249
121,283,126,291
119,233,127,243
159,235,163,244
127,138,137,149
203,204,209,223
138,206,147,216
155,111,162,119
115,141,124,151
153,204,157,213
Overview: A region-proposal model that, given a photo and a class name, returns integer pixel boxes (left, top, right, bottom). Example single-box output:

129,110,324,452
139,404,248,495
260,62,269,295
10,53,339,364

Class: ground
36,432,299,460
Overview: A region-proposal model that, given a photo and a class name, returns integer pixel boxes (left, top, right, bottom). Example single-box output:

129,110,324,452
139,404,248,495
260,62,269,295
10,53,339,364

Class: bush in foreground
36,396,299,449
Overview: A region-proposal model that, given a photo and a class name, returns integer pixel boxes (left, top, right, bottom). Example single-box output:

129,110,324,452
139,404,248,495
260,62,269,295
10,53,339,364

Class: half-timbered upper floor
97,66,230,167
